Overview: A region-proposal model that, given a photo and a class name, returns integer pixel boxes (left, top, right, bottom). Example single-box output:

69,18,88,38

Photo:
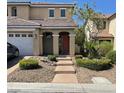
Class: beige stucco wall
8,4,72,20
85,19,109,41
30,7,72,20
30,7,48,19
109,18,116,50
7,5,30,20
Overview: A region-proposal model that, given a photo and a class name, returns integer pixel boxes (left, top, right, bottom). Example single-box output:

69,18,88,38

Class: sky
31,0,116,14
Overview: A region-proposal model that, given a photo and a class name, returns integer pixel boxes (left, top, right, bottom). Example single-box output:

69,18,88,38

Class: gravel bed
7,57,56,83
76,65,116,84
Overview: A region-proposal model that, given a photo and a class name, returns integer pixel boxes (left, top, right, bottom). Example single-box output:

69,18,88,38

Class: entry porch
33,29,75,56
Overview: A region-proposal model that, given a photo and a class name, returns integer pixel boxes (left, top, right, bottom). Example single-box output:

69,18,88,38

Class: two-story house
7,0,77,56
85,13,116,50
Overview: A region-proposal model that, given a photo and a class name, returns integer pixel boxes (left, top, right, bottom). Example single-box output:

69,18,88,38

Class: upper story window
60,8,66,17
49,8,55,18
96,20,106,30
11,7,17,16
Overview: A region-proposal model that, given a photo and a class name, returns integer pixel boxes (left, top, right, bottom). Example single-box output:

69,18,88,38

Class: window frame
60,8,66,18
11,7,17,16
48,8,55,18
15,34,20,37
28,34,33,37
22,34,27,37
8,34,14,37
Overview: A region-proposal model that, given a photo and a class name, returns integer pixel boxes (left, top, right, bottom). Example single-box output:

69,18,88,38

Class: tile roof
7,17,77,28
7,0,31,3
7,16,40,26
96,30,113,38
31,19,77,27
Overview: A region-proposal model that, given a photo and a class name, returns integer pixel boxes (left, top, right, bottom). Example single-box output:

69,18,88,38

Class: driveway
7,56,24,69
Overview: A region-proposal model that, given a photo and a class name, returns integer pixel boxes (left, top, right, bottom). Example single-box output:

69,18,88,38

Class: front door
43,32,53,55
59,33,69,55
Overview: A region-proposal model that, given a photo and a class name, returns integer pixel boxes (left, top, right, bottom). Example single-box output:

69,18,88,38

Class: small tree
72,3,105,57
72,3,105,41
75,26,85,53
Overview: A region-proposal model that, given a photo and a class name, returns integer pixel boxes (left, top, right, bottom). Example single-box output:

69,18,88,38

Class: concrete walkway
8,83,116,93
52,57,78,83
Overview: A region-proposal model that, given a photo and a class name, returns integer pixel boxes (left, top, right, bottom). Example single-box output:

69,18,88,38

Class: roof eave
7,2,31,5
7,25,41,28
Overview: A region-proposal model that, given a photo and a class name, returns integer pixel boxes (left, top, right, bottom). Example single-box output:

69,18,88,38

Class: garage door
7,33,33,56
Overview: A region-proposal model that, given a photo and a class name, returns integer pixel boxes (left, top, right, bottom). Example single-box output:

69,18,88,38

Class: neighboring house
85,13,116,50
7,0,77,56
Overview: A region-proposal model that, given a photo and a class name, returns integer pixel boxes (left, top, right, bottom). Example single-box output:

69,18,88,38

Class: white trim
7,3,31,5
7,28,36,32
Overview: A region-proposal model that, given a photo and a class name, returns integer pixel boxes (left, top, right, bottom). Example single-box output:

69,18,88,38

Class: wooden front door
59,33,69,55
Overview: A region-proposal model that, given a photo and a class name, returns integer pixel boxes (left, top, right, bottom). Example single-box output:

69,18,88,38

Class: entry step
52,74,78,83
56,60,73,66
55,66,76,74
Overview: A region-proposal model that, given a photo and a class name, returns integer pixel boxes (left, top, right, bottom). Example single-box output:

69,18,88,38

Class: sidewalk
8,83,116,93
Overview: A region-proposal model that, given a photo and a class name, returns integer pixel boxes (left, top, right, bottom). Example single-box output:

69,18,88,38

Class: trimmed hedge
76,58,111,70
106,50,116,64
48,55,57,61
19,59,39,70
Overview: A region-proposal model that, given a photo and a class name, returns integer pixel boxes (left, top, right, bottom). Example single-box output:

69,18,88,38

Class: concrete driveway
7,56,23,69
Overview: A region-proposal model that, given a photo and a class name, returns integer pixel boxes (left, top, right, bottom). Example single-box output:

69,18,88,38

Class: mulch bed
76,65,116,84
7,57,56,83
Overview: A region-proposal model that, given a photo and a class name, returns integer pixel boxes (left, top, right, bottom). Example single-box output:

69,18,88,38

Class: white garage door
7,33,33,56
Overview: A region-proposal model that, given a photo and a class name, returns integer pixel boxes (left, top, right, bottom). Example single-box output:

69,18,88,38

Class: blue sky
31,0,116,14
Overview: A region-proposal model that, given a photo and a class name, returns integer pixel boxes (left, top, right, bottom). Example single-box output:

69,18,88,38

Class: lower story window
15,34,20,37
28,34,33,37
22,34,27,37
9,34,14,37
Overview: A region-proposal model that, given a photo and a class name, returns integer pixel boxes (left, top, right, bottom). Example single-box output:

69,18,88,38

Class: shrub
96,41,113,57
48,55,57,61
106,50,116,64
76,58,111,70
82,48,89,57
75,55,83,59
19,59,39,70
84,41,100,59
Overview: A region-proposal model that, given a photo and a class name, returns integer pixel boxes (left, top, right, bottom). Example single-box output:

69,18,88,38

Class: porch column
69,34,76,56
39,34,43,55
33,29,40,56
53,34,59,55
